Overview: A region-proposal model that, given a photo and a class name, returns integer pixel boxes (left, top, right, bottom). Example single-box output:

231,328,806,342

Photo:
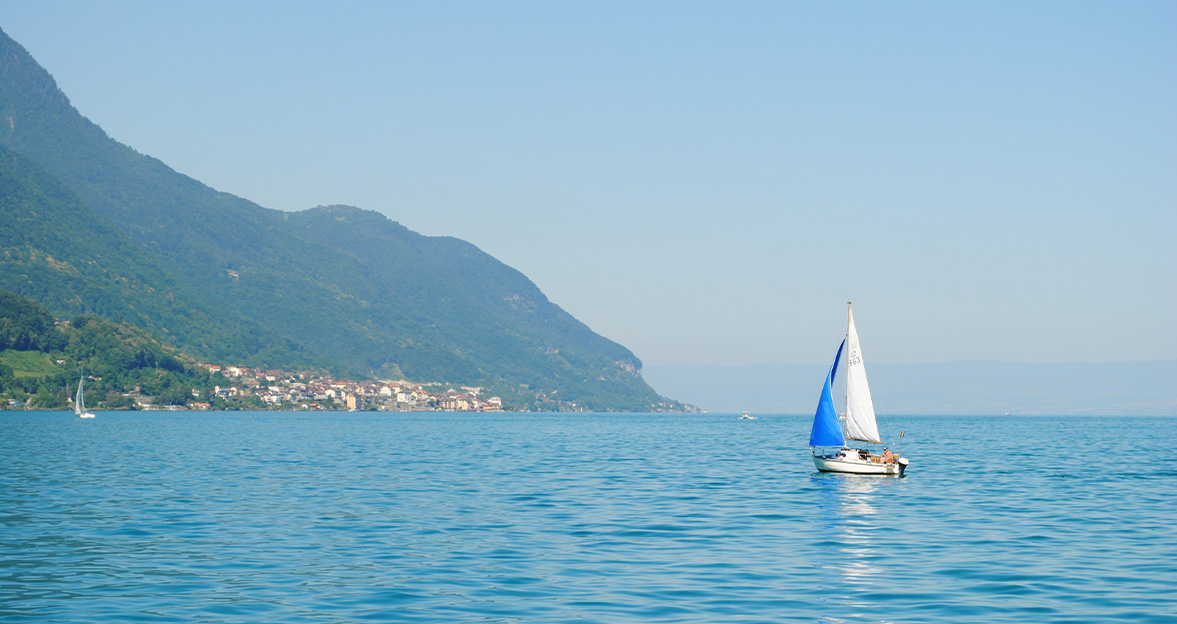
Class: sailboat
75,371,96,419
809,303,907,475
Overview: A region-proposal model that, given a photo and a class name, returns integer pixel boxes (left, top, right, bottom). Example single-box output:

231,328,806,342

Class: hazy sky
4,1,1174,366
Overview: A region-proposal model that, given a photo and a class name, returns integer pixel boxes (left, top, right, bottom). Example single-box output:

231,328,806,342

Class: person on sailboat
882,447,894,463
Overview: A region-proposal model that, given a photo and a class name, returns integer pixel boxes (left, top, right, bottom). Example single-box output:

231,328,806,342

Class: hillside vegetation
0,143,331,372
0,289,218,409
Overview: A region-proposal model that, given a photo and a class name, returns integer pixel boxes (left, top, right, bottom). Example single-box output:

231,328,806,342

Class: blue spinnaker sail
809,339,846,447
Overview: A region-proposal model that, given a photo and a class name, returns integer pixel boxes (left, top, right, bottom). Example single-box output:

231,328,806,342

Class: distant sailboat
75,371,95,419
808,303,907,475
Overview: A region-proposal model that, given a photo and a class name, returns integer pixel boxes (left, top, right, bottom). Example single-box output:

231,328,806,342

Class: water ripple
2,412,1175,623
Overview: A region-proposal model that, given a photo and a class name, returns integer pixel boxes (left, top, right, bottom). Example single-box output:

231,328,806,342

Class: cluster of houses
199,364,504,412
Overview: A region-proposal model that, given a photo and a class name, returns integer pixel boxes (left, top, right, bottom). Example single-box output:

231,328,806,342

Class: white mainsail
75,376,85,415
74,372,95,418
843,305,882,443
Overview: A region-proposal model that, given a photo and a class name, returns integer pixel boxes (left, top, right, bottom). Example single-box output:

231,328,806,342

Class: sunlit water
1,412,1174,623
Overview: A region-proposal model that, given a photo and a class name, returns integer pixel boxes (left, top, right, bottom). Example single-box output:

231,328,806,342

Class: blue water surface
1,411,1174,623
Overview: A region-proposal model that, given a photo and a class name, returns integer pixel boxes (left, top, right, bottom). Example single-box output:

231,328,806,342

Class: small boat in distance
808,303,907,475
740,411,756,420
75,371,96,419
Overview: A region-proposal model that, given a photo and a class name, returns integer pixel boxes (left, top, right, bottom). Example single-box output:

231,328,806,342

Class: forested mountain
0,143,330,372
0,27,676,411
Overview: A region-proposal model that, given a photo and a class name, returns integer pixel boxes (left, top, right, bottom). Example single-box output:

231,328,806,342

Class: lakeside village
164,364,503,412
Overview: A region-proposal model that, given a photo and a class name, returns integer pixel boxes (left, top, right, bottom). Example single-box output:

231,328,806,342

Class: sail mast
843,301,851,429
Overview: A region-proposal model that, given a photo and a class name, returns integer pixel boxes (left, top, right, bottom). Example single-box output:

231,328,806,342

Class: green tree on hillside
1,289,215,409
0,289,66,352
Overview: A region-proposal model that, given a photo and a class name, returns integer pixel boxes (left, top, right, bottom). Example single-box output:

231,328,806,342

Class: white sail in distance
844,305,882,443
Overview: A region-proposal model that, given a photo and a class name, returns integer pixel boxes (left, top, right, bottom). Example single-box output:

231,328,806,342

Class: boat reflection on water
810,471,896,606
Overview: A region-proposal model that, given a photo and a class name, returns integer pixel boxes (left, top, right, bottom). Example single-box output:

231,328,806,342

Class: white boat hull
813,449,907,476
78,412,95,419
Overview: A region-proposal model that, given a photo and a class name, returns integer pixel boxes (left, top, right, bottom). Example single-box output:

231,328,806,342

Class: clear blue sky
4,1,1174,366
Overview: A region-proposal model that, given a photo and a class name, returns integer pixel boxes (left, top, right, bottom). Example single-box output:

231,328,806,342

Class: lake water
1,411,1174,623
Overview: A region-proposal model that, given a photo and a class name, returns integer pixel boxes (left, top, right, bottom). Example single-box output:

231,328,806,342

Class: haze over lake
644,360,1177,415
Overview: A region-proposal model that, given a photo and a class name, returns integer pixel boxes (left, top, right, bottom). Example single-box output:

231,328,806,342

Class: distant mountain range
643,360,1177,415
0,27,680,411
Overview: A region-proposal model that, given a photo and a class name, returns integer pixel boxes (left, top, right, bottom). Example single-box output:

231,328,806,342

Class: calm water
1,412,1174,623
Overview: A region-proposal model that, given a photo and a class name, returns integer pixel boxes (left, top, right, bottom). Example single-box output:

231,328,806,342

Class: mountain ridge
0,26,676,411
